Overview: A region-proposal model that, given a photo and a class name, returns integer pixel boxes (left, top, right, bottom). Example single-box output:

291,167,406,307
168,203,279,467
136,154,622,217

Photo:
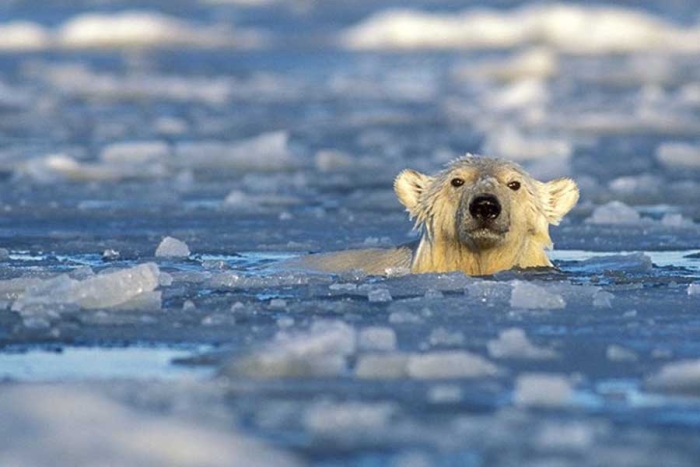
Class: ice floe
0,385,303,467
606,345,639,362
12,263,163,314
0,11,260,51
513,373,575,407
586,201,642,225
302,400,397,438
487,328,559,360
223,320,356,378
342,4,700,54
656,142,700,169
0,22,50,51
646,359,700,394
155,237,191,258
406,351,499,380
173,132,296,171
689,283,700,295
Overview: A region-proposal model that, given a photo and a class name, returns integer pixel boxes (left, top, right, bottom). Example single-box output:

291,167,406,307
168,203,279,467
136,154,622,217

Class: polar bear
301,155,579,276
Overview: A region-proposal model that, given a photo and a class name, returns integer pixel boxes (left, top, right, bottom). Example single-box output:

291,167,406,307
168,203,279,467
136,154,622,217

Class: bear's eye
451,178,465,188
507,181,521,191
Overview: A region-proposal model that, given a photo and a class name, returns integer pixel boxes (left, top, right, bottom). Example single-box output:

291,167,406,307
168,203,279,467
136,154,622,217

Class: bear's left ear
539,178,579,225
394,169,431,218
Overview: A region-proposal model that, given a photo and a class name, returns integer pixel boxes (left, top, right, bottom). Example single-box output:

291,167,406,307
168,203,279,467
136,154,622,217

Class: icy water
2,0,700,466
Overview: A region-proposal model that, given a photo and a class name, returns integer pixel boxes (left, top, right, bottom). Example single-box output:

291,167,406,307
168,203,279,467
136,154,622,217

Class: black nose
469,195,501,221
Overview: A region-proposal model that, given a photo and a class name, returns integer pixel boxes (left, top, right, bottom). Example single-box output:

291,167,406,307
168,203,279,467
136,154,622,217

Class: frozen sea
1,0,700,465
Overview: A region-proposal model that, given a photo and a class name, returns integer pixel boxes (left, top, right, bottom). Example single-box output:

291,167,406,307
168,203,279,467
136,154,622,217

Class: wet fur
299,155,579,276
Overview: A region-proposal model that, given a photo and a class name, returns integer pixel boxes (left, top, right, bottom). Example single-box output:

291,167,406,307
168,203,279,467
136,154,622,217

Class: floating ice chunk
303,401,397,437
513,373,574,407
329,283,358,292
18,150,168,183
269,298,287,310
656,142,700,169
593,290,614,308
533,421,598,451
155,236,191,258
646,359,700,394
57,11,235,49
689,283,700,295
0,22,50,51
355,353,409,379
585,201,642,225
660,213,695,228
367,287,393,303
487,80,549,111
465,281,511,306
578,253,653,274
158,272,174,287
388,310,423,324
342,4,700,53
154,116,188,135
18,154,105,183
102,249,120,261
482,125,571,161
427,384,463,404
0,385,303,467
406,351,498,379
606,345,638,362
173,132,295,171
100,141,169,165
111,290,163,312
224,320,356,379
44,64,234,104
383,272,473,297
510,281,565,310
222,190,300,210
358,327,397,351
487,328,559,360
273,320,356,357
12,263,162,313
608,174,662,197
481,126,573,179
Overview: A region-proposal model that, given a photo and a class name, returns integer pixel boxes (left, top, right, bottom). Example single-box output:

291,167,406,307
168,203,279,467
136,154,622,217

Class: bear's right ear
394,169,431,218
